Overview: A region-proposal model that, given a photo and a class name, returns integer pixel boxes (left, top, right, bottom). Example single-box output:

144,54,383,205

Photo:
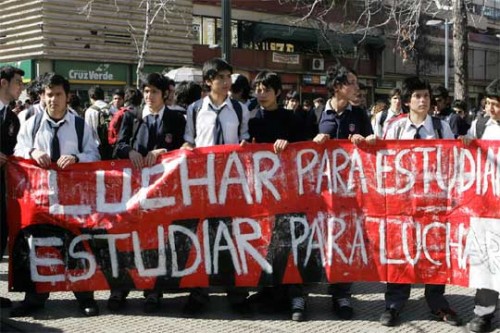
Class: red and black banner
6,140,500,293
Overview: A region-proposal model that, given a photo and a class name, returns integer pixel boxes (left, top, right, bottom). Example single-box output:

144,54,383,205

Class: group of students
0,59,499,332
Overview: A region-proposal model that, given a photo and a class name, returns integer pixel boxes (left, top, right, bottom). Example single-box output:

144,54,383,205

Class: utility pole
453,0,468,102
221,0,231,62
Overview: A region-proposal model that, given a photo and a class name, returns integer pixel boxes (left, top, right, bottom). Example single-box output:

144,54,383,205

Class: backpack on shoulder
90,104,113,160
189,99,243,141
32,112,85,153
475,116,490,139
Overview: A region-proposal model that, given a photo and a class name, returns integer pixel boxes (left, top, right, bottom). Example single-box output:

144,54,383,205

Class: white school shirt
184,96,250,148
384,115,454,139
466,118,500,140
15,110,100,162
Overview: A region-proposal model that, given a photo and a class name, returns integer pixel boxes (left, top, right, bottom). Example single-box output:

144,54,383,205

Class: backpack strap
25,105,36,121
31,111,43,145
378,109,388,127
191,99,203,140
31,112,84,153
431,116,443,139
74,116,85,153
230,99,243,135
475,116,489,139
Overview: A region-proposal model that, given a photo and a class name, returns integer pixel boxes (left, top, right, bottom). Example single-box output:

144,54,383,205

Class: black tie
212,105,226,145
413,125,423,139
148,114,159,149
50,122,64,162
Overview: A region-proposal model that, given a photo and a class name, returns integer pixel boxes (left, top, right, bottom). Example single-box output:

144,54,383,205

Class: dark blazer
318,105,373,139
115,108,186,159
0,106,20,155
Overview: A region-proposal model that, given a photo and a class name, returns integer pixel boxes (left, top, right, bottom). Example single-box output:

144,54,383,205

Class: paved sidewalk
0,260,498,333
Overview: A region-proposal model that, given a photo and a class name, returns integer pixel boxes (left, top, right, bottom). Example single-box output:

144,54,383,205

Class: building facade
1,0,499,105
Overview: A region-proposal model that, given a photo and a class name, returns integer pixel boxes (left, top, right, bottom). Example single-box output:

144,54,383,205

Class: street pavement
0,260,498,333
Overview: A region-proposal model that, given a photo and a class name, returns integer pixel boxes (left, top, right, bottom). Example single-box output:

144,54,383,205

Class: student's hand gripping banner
6,140,500,293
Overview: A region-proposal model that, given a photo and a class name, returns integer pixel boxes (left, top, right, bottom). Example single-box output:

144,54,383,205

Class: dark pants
328,283,352,300
474,289,499,317
385,283,449,312
23,291,94,306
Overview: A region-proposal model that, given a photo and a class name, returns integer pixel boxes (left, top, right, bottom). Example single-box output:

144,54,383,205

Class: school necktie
50,122,64,162
413,125,424,139
211,104,226,145
148,114,159,149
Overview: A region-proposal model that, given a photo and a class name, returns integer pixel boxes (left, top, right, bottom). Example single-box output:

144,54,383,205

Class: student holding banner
182,58,251,315
0,65,24,309
112,73,186,313
11,73,100,317
313,64,375,320
246,70,308,321
459,79,500,333
382,76,460,327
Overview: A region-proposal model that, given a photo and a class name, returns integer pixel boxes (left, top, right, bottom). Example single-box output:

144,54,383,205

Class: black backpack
31,112,85,153
475,116,490,139
189,98,243,141
89,104,113,160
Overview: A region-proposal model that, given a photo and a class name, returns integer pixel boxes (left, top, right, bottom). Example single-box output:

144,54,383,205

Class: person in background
448,99,471,137
373,88,403,138
174,80,202,115
432,85,453,122
285,90,301,113
312,97,325,125
369,99,388,133
108,88,125,115
0,65,24,309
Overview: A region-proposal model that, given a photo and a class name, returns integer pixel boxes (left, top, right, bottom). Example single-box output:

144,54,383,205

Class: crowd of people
0,59,499,332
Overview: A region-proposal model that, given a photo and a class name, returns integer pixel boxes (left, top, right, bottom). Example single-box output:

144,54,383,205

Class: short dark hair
88,85,105,100
313,97,325,104
41,73,70,95
175,81,202,108
140,72,170,96
286,90,299,100
112,88,125,98
69,93,81,110
401,76,431,104
231,74,251,100
325,64,356,96
0,65,25,82
452,99,467,112
26,78,43,101
253,71,282,94
202,58,232,81
124,86,143,107
389,88,401,98
485,79,500,99
432,85,449,99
